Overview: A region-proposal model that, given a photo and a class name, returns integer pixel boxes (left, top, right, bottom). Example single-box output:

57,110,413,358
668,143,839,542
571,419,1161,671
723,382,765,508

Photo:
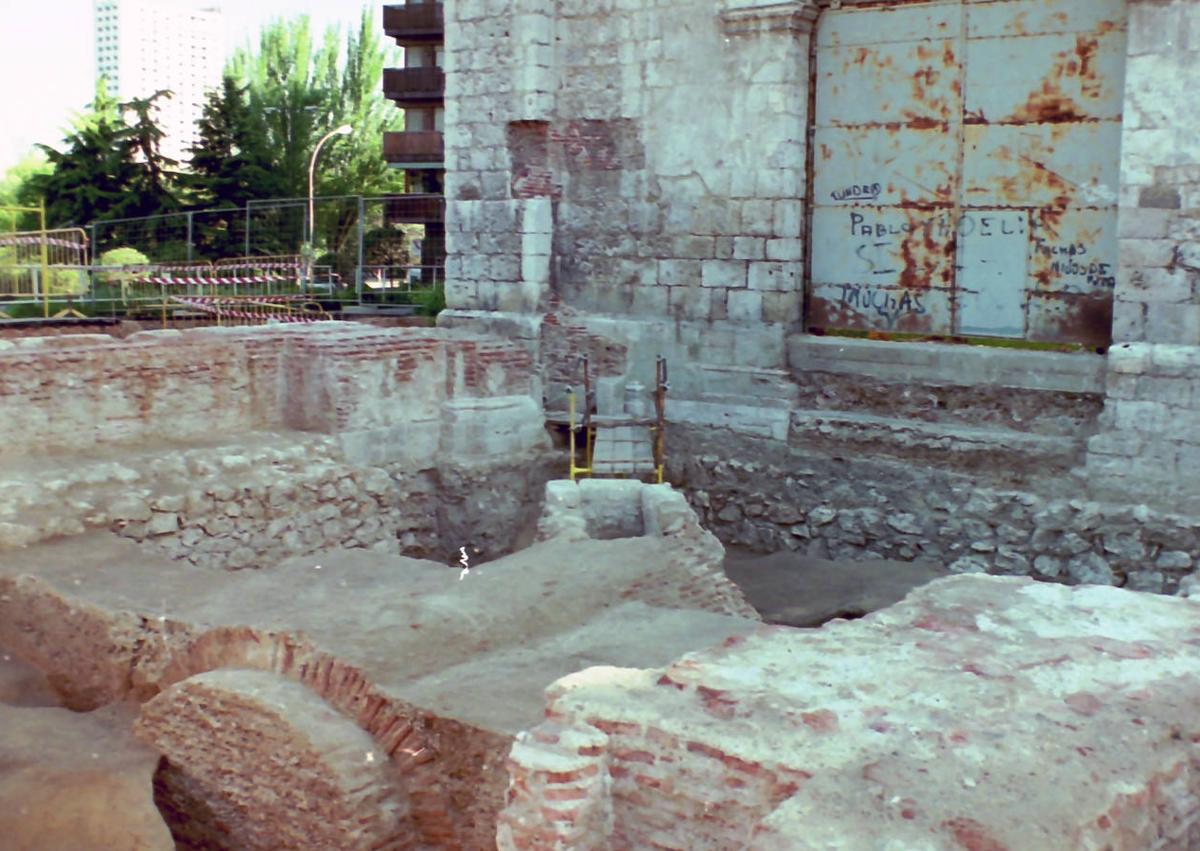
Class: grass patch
813,327,1089,353
0,299,99,320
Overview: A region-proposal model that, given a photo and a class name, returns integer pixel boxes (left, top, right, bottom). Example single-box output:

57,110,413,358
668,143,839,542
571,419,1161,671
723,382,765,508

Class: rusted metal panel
809,281,951,334
1028,208,1117,294
808,0,1127,347
1026,291,1114,348
957,209,1029,337
812,206,956,289
815,39,962,127
962,123,1123,208
964,31,1127,124
966,0,1127,39
817,2,962,48
813,127,957,206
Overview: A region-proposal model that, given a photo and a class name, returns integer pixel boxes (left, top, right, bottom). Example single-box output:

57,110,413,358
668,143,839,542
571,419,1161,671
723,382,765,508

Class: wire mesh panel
809,0,1127,347
361,194,444,305
81,195,445,312
0,228,90,300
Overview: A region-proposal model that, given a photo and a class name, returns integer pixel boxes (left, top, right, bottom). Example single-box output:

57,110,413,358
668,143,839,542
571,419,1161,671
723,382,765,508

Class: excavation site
5,0,1200,848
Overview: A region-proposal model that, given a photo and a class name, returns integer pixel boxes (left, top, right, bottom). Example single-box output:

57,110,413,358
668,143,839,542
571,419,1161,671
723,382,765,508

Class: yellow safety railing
163,294,331,327
0,203,90,318
566,355,667,484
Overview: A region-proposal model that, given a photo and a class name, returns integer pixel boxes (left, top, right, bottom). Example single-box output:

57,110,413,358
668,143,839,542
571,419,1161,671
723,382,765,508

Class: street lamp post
305,124,353,288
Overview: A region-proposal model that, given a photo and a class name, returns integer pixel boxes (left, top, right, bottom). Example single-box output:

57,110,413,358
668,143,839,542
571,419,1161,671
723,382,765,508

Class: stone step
591,426,656,475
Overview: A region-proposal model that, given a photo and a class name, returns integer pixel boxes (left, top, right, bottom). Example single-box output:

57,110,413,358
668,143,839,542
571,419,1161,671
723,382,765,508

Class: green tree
314,10,406,271
227,16,326,199
28,82,178,228
119,91,180,218
186,76,280,258
225,9,404,272
96,246,152,302
0,152,52,231
188,76,279,206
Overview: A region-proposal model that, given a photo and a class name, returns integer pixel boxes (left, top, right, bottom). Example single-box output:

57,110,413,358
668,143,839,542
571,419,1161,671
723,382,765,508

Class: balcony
383,2,444,46
383,66,444,108
383,131,444,168
385,193,445,224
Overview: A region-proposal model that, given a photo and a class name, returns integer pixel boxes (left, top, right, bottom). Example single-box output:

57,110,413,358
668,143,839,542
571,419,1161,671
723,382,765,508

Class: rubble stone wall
674,426,1200,595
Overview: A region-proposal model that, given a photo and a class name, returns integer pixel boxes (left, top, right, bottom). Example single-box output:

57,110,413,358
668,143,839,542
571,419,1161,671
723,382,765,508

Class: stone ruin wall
0,324,556,567
439,0,1200,592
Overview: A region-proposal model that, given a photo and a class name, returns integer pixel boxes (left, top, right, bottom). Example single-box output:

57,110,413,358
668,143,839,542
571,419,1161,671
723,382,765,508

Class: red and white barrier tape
213,262,304,272
138,274,291,286
0,235,87,251
169,296,324,323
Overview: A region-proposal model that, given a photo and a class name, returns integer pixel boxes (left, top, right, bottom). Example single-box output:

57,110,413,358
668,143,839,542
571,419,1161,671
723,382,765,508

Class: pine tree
186,77,281,258
118,90,180,219
188,77,279,208
30,83,178,228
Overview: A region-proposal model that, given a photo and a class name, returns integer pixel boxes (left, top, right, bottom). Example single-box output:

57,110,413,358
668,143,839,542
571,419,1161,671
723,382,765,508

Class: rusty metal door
808,0,1126,347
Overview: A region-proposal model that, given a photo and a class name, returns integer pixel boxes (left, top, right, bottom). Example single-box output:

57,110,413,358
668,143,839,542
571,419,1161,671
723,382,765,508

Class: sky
0,0,390,172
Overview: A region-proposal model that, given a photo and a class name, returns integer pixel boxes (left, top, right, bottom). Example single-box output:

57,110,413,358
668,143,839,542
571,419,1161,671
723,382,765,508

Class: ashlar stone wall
1086,0,1200,509
444,0,813,408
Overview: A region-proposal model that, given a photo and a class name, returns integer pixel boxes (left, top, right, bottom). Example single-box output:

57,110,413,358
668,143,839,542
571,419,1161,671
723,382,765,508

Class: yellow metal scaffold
567,354,668,484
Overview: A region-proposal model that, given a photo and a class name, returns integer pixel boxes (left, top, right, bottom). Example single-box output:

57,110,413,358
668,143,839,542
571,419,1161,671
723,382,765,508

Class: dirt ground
0,314,430,340
722,546,948,627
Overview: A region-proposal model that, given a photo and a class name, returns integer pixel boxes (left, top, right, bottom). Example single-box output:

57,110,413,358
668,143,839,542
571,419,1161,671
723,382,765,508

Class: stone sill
790,409,1082,472
788,335,1106,395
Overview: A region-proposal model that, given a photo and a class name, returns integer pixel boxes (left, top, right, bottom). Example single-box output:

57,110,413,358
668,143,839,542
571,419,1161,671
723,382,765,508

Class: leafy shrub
415,284,445,318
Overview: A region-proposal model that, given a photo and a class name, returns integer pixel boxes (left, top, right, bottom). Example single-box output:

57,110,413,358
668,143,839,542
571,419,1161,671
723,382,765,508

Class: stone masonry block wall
1087,1,1200,508
444,0,811,332
1086,343,1200,513
1113,0,1200,344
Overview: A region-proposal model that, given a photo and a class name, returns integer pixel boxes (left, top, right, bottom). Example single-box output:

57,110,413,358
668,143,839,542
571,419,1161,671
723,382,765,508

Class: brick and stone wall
0,331,283,459
0,323,554,565
0,323,543,462
500,575,1200,848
